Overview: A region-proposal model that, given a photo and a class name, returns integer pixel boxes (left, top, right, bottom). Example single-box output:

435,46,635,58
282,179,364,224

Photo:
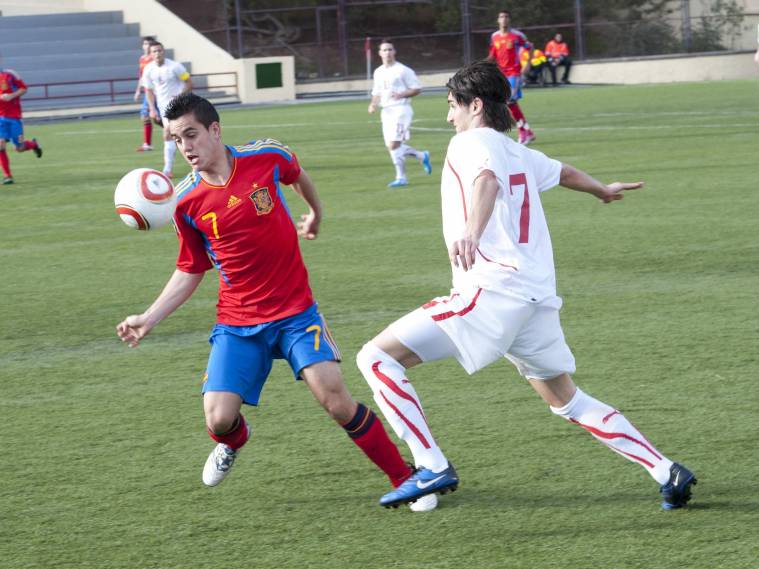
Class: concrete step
21,64,137,85
0,11,122,28
0,22,139,43
4,50,140,74
0,36,140,57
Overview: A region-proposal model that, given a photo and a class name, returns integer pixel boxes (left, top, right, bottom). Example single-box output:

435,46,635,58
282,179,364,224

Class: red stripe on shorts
431,288,483,321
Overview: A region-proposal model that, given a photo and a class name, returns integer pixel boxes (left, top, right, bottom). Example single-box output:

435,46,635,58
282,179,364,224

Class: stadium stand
0,11,184,109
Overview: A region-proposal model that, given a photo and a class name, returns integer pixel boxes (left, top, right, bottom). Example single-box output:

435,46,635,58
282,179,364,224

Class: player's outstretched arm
290,168,323,240
449,170,499,271
116,269,205,348
559,164,644,203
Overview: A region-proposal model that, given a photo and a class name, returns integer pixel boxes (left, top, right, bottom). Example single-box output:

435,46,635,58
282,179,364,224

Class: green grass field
2,79,758,569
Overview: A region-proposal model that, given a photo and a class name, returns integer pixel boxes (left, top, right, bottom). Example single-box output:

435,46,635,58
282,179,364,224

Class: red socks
143,122,153,146
0,150,10,177
508,102,526,125
21,140,38,152
208,414,249,450
343,403,413,487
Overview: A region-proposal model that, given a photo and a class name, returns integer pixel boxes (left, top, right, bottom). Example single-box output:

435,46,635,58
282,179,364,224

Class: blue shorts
0,117,24,146
140,94,150,118
202,304,342,405
507,75,523,103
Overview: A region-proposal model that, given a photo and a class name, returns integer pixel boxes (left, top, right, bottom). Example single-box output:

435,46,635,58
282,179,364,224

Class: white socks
163,140,176,174
389,147,406,180
400,143,424,161
550,388,673,485
356,342,448,471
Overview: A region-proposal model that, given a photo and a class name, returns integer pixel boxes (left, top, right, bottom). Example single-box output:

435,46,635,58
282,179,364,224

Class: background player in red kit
0,57,42,185
116,93,436,512
134,36,157,152
487,10,536,145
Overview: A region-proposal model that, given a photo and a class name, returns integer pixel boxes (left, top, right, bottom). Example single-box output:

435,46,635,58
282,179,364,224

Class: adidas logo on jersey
227,195,242,209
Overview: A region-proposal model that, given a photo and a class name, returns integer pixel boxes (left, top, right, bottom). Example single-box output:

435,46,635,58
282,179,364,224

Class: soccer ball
114,168,177,230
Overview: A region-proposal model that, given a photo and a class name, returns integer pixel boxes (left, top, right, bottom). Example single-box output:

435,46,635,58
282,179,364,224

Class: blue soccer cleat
387,178,408,188
421,150,432,175
660,462,697,510
379,463,459,508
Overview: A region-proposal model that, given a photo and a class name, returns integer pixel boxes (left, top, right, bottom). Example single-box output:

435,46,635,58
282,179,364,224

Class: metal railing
23,71,240,107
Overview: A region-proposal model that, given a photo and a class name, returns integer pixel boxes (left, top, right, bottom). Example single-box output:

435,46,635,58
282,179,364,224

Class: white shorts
381,105,413,145
389,287,576,379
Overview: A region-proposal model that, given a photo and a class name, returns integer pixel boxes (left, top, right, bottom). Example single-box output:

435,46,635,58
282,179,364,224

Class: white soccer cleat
202,444,240,487
409,492,438,512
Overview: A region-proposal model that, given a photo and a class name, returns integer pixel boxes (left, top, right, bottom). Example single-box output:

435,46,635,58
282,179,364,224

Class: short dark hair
445,61,514,132
499,10,511,17
142,35,156,42
150,41,164,49
164,93,220,128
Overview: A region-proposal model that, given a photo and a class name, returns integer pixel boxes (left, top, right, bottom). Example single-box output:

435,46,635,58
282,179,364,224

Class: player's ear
210,121,221,140
471,97,484,117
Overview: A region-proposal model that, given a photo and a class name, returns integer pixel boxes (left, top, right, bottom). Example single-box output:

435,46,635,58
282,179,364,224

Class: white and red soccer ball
114,168,177,230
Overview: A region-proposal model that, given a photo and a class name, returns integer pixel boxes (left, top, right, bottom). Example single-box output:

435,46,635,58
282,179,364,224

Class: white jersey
441,127,562,301
371,62,421,109
142,58,190,114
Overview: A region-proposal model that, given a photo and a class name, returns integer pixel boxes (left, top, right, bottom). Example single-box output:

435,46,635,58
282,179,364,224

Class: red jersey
138,54,152,78
489,29,531,77
173,139,314,326
0,69,27,119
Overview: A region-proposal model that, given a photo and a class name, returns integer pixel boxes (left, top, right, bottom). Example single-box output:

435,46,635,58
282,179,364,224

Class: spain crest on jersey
250,186,273,215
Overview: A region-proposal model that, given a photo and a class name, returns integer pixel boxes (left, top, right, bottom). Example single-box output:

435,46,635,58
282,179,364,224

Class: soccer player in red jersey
134,36,157,152
487,10,536,145
0,56,42,185
116,93,436,511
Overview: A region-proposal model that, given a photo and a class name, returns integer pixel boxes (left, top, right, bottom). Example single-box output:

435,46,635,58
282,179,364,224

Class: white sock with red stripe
389,147,406,180
356,342,448,471
400,143,424,161
550,388,673,485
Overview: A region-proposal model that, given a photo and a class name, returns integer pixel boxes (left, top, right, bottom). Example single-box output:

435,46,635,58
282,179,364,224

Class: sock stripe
371,361,428,424
604,444,656,469
380,389,431,449
342,403,376,439
571,418,663,461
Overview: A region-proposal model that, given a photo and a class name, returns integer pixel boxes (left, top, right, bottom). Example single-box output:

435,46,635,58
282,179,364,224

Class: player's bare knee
321,392,355,424
204,406,239,435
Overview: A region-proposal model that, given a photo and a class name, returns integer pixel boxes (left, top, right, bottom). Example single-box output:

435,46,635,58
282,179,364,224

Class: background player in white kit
142,42,192,178
356,61,697,511
368,41,432,188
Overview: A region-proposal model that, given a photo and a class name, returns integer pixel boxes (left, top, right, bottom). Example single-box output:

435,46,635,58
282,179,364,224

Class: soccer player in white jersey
368,40,432,188
357,61,696,511
142,42,192,178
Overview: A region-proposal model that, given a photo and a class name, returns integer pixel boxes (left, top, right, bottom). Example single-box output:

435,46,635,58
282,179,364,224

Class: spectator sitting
545,33,572,85
519,46,547,86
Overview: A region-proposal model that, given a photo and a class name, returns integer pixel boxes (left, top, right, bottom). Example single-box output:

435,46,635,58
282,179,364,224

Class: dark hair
379,38,394,47
150,41,164,49
445,61,514,132
498,10,511,17
142,35,155,42
164,93,220,128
